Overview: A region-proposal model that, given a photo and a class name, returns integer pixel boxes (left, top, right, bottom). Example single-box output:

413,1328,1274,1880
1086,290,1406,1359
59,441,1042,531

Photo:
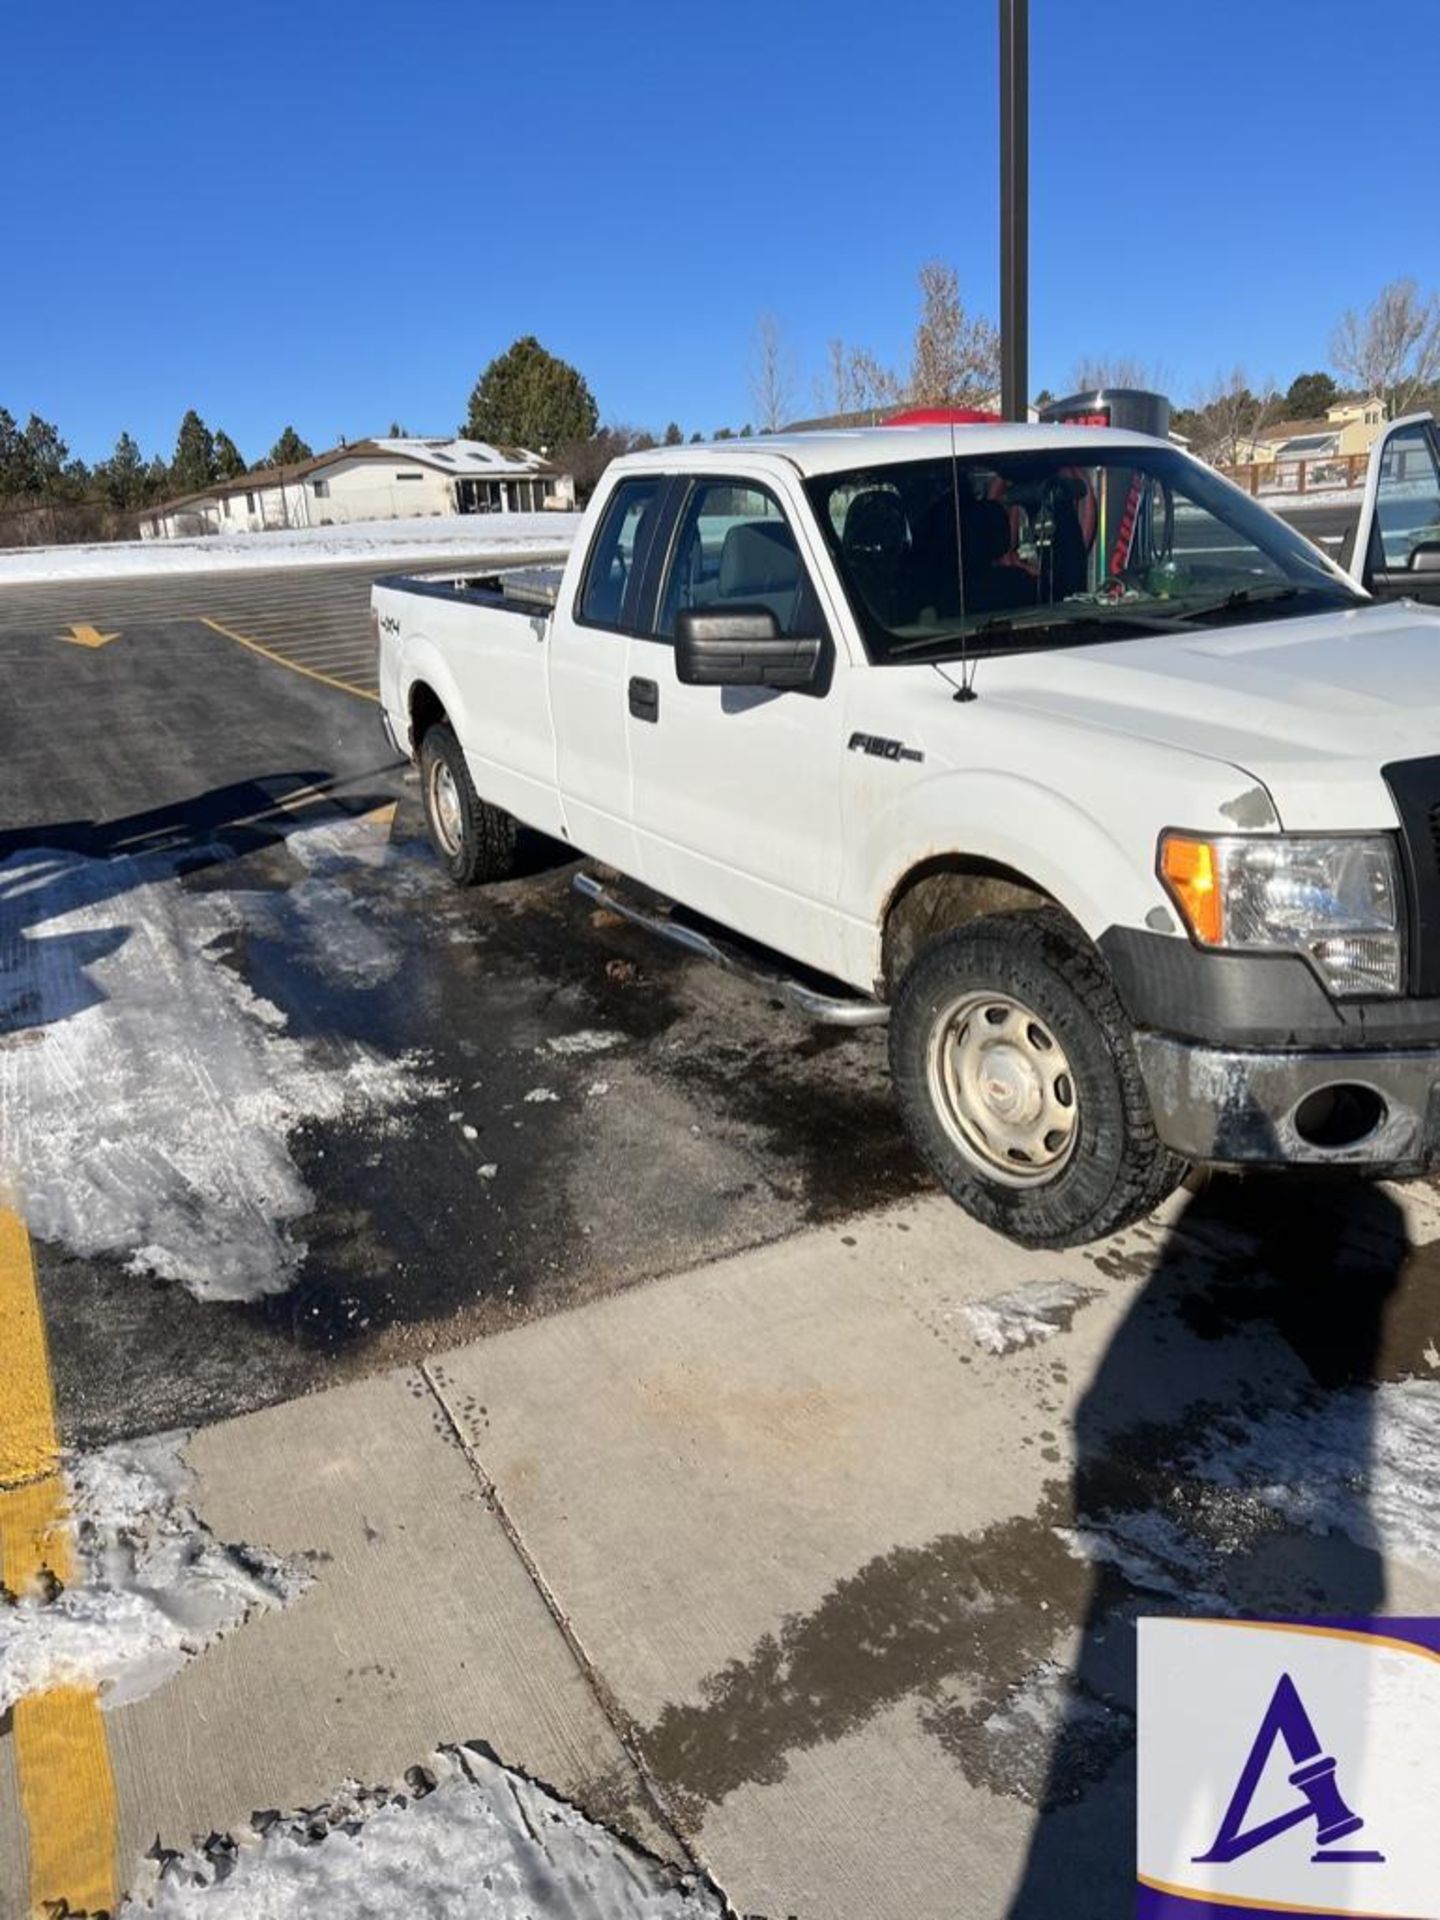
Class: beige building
140,437,575,539
1237,397,1386,468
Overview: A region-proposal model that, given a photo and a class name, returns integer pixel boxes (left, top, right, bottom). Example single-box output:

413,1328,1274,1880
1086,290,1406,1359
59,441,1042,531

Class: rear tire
888,908,1184,1247
419,722,517,886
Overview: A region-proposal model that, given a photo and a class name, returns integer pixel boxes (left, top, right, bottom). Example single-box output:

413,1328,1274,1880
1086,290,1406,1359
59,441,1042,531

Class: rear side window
579,477,665,631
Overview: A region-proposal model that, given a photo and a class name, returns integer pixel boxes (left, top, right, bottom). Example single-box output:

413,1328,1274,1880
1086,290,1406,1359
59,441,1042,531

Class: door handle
629,676,659,722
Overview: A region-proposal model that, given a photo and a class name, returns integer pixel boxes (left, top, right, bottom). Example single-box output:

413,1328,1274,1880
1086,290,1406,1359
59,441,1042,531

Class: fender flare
856,771,1158,962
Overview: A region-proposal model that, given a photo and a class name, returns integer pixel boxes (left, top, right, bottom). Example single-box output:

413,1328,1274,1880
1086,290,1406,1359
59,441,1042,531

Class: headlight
1159,832,1404,996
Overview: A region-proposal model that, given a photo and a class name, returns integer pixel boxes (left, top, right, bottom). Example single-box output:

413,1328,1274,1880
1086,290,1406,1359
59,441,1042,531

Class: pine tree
144,455,171,502
266,425,312,467
172,410,216,494
1282,371,1339,420
213,430,247,479
463,336,598,452
0,407,22,497
105,431,145,508
21,414,67,496
663,421,683,446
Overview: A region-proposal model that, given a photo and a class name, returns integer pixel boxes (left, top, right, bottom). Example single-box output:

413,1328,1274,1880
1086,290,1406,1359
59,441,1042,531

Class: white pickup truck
374,415,1440,1247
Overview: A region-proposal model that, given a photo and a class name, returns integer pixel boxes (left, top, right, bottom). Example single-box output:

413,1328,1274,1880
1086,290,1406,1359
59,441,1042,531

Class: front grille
1383,757,1440,996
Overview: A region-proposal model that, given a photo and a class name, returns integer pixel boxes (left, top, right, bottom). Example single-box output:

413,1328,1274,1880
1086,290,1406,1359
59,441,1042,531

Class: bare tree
1331,279,1440,419
748,312,797,432
1188,368,1276,467
825,337,860,415
908,261,1001,408
1069,354,1168,393
847,347,904,419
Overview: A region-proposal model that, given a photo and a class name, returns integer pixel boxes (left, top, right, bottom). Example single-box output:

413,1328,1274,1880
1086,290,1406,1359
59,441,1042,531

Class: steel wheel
427,756,464,857
925,989,1079,1187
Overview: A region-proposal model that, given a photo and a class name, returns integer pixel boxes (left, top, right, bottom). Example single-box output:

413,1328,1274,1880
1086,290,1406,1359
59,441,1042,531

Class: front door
1348,414,1440,605
624,472,850,978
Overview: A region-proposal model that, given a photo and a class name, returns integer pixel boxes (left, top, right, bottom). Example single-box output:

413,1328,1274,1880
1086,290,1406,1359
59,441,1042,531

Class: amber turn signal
1160,834,1224,945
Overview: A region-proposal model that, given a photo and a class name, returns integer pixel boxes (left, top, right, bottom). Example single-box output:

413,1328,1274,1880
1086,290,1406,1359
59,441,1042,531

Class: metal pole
999,0,1029,422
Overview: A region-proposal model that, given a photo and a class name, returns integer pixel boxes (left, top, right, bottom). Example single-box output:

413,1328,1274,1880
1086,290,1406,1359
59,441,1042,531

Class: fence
1217,451,1370,499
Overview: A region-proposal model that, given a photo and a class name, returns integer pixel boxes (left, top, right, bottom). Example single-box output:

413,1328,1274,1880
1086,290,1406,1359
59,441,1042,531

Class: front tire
418,722,517,886
889,909,1184,1247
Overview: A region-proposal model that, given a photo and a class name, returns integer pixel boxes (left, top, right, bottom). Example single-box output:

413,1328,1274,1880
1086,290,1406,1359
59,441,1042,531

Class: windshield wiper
1163,584,1312,625
889,608,1180,659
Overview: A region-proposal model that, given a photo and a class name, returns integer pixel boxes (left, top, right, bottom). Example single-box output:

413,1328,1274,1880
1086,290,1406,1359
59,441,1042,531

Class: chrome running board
572,872,889,1028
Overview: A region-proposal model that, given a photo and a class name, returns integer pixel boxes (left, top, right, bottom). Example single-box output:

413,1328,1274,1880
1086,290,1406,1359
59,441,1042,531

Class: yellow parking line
200,614,380,702
0,1205,118,1917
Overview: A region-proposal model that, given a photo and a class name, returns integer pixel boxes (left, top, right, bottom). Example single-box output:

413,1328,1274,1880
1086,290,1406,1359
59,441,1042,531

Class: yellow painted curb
0,1207,118,1916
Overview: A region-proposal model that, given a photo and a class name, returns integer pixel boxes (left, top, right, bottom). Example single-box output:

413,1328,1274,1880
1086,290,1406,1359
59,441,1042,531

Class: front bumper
1135,1033,1440,1170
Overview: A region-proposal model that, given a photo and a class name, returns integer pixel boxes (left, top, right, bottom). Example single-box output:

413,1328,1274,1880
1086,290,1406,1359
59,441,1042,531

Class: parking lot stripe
200,613,380,702
0,1205,119,1915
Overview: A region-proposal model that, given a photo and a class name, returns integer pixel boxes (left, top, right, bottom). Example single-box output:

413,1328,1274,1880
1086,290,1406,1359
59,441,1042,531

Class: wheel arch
880,853,1074,992
408,678,449,754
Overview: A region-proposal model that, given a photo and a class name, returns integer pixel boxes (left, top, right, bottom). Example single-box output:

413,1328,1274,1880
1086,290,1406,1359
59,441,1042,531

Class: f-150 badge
848,731,924,764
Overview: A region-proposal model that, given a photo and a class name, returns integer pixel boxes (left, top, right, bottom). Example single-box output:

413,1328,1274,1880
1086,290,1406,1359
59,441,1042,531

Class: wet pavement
0,595,926,1449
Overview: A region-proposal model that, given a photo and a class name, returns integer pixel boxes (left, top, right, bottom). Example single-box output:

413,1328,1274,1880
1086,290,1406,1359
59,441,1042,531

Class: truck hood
974,600,1440,829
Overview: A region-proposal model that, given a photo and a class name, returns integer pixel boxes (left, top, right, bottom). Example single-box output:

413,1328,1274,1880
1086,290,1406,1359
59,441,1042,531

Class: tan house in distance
1237,397,1387,468
139,437,576,540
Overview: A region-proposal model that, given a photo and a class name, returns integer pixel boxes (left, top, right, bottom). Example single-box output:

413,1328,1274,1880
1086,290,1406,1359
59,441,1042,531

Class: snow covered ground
119,1745,723,1919
0,812,444,1300
0,1434,308,1714
0,511,581,584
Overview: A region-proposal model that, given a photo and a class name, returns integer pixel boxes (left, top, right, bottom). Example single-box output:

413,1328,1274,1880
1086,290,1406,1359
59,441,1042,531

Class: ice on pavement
0,820,439,1299
962,1278,1094,1354
545,1028,623,1057
1190,1375,1440,1568
0,1434,308,1714
120,1744,723,1918
0,510,581,583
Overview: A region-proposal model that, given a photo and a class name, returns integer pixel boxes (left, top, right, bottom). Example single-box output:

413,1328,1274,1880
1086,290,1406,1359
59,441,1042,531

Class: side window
657,481,816,637
1374,423,1440,572
579,477,665,630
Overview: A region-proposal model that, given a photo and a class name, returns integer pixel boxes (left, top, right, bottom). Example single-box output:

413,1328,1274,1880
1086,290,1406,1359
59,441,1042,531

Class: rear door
1346,413,1440,605
548,471,676,871
623,470,851,978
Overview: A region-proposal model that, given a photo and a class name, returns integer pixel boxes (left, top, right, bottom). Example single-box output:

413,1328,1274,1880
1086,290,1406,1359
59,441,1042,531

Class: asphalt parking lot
8,524,1440,1920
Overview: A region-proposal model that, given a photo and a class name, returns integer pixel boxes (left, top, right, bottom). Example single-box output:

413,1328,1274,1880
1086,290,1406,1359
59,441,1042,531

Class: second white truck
374,416,1440,1247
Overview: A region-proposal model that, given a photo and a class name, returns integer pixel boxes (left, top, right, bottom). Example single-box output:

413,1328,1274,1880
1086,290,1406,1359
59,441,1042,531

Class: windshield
804,445,1362,665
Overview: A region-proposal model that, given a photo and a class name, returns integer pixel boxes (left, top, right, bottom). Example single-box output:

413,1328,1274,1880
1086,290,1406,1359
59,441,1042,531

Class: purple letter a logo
1194,1672,1384,1867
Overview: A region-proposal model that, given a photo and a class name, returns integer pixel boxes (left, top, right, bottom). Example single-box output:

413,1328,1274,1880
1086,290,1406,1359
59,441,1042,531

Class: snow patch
119,1744,722,1918
0,831,438,1299
1189,1376,1440,1569
546,1028,623,1057
0,1435,308,1713
232,815,419,989
962,1279,1094,1355
0,512,581,583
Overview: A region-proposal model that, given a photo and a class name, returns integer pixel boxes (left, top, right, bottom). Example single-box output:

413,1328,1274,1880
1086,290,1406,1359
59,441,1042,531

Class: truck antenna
949,418,978,702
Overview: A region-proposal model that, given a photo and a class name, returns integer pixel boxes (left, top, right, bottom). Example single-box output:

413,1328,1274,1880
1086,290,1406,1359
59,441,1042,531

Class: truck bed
375,563,564,613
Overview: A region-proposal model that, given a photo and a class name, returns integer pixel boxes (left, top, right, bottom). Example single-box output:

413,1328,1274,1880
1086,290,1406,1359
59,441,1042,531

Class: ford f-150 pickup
373,414,1440,1247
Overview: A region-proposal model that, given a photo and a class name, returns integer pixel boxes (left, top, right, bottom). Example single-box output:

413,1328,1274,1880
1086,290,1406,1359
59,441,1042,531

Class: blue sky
5,0,1438,466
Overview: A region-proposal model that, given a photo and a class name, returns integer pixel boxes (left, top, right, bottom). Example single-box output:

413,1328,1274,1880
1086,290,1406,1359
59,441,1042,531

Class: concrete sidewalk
7,1181,1440,1917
